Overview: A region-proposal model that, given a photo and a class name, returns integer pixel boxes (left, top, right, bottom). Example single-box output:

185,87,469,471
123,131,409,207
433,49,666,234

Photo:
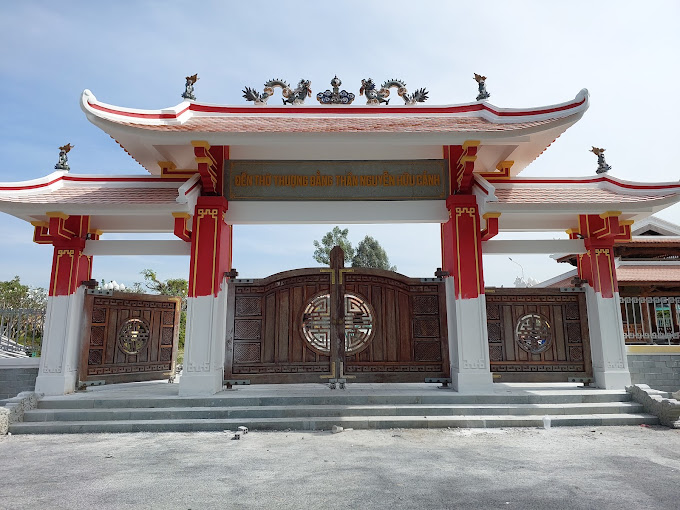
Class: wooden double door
225,249,449,383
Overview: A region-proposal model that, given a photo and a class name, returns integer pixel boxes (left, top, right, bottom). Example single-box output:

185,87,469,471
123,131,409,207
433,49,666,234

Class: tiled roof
0,186,180,205
627,237,680,245
493,187,674,204
616,265,680,283
545,265,680,288
544,276,576,288
118,116,560,133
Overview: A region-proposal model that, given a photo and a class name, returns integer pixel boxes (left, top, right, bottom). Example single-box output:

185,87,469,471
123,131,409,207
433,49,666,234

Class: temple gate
2,76,680,396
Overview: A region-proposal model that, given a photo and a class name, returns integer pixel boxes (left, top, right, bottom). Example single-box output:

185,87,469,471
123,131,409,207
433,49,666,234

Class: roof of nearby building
539,264,680,288
615,264,680,283
631,216,680,236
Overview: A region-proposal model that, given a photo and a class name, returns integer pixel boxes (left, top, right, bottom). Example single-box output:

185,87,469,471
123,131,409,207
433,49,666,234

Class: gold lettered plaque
223,160,448,201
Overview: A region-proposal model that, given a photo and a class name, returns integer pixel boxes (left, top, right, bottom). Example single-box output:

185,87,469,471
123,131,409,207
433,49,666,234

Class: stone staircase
9,386,659,434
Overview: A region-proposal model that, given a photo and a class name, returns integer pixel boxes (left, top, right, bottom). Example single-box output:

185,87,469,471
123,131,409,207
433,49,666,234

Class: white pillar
35,287,86,395
445,278,494,392
585,285,631,389
179,276,228,396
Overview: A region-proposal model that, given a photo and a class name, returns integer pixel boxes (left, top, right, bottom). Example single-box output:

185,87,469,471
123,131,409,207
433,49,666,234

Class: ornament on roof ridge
591,147,612,174
54,143,73,171
474,73,490,101
242,79,312,105
181,74,199,101
359,78,429,105
316,76,356,105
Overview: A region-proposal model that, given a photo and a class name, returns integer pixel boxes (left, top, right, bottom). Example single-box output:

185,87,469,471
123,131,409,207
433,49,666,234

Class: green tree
313,226,354,265
351,236,397,271
140,269,188,300
0,276,47,309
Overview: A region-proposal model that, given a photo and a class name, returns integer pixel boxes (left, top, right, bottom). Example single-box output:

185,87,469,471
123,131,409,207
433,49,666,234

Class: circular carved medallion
118,318,150,355
515,313,552,354
302,292,374,355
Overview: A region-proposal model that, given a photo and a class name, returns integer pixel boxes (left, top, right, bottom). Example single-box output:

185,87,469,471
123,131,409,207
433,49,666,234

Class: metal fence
620,296,680,345
0,307,45,357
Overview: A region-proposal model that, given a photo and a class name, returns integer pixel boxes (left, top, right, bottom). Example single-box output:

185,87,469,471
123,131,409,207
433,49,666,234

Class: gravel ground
1,425,679,509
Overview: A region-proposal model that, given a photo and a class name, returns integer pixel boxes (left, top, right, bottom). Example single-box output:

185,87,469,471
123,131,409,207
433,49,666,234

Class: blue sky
1,1,678,289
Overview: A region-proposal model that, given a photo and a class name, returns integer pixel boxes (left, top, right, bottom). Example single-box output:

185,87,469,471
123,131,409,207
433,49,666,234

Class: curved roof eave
81,88,589,176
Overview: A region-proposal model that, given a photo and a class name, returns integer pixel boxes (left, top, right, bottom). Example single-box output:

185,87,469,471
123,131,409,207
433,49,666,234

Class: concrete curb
626,384,680,428
1,391,42,434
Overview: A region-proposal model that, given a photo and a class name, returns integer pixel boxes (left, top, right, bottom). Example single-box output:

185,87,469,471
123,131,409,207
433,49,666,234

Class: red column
577,213,632,299
43,213,91,296
188,196,232,297
441,195,485,299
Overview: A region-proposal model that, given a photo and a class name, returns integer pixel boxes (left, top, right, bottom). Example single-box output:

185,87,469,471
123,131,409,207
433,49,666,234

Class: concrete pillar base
585,286,631,390
593,369,632,390
34,289,85,396
445,279,494,393
179,278,228,396
451,371,494,393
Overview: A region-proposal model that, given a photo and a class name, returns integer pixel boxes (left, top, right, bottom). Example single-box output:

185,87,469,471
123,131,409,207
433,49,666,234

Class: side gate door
486,288,592,382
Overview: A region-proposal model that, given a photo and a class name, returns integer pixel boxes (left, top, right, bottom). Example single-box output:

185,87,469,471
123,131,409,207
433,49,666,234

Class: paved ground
1,426,678,509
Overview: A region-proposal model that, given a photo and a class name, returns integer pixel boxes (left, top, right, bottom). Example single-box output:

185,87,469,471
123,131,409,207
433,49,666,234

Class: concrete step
9,413,660,434
21,402,646,422
35,391,633,410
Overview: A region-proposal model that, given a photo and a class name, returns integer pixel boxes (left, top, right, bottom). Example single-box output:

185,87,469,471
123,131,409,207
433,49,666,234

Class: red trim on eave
185,180,201,195
86,97,586,121
472,180,489,195
88,101,191,120
482,97,586,117
0,175,186,191
495,176,680,192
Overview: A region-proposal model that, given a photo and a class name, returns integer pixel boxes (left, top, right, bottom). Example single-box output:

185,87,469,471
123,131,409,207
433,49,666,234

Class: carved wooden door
226,247,449,384
486,288,592,382
80,292,181,384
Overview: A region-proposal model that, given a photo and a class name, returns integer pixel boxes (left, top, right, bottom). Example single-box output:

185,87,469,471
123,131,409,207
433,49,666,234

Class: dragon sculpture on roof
243,79,312,105
55,143,74,171
591,147,612,174
359,78,428,105
474,73,490,101
181,74,199,101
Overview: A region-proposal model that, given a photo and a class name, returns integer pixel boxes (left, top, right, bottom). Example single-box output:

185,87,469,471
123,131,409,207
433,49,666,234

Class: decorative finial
181,74,199,101
316,76,355,104
591,147,611,174
359,78,428,105
243,78,312,105
55,143,73,171
474,73,490,101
